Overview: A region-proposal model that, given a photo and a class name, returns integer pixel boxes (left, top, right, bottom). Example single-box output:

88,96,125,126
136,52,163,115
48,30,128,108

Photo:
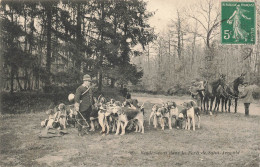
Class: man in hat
190,79,205,108
74,74,94,135
239,82,254,116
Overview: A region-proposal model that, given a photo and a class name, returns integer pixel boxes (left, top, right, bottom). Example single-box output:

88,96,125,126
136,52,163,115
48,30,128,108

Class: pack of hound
41,94,144,136
41,94,201,137
149,100,201,131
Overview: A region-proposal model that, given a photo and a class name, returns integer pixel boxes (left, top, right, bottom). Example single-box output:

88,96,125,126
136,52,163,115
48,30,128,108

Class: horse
213,84,228,112
214,73,246,113
202,74,226,115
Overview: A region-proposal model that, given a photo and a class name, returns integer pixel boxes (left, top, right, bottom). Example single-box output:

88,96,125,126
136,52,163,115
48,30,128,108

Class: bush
1,92,69,114
42,84,79,94
131,89,160,95
1,87,125,114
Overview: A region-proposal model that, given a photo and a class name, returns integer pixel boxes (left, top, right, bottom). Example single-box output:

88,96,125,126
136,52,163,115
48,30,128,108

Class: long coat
74,85,94,112
240,86,254,103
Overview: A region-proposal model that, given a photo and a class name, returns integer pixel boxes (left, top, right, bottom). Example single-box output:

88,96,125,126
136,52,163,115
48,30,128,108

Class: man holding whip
74,74,95,136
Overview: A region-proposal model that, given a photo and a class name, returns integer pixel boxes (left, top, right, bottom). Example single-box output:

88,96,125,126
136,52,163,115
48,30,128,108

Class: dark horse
214,73,246,113
213,84,227,112
203,75,226,115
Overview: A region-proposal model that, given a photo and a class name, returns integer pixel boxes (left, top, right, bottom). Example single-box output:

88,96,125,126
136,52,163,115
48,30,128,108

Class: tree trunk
191,22,198,71
24,69,28,90
76,3,82,72
10,65,14,93
177,11,182,60
98,1,105,92
16,71,23,91
46,4,52,87
110,78,115,88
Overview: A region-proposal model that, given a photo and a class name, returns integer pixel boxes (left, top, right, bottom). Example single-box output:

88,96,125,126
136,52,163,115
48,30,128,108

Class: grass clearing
0,94,259,167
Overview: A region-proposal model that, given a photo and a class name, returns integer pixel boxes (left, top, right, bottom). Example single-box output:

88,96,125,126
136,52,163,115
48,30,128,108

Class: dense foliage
1,0,156,93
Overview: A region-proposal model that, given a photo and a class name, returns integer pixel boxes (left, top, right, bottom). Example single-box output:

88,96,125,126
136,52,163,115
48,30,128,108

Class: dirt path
132,93,260,116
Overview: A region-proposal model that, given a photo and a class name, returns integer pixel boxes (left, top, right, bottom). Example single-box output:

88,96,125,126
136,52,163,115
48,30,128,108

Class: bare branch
189,15,208,31
209,32,220,40
210,11,220,28
197,10,208,23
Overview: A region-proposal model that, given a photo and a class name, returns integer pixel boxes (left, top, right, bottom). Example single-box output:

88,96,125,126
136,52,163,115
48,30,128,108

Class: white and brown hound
98,105,118,134
113,106,144,135
149,103,173,130
181,101,201,131
149,104,158,128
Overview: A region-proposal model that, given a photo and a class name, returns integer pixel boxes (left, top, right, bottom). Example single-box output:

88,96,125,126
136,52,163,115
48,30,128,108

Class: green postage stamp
221,1,256,44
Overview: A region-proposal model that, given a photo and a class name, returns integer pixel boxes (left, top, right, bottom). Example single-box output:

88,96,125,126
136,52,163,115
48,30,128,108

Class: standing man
239,82,254,116
74,74,94,135
190,80,205,109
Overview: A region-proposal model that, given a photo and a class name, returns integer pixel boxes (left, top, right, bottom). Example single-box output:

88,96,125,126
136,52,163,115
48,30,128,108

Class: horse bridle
221,82,239,99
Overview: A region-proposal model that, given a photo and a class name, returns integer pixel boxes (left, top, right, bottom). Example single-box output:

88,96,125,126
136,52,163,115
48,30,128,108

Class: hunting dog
155,103,172,130
97,98,123,134
113,106,144,135
41,103,69,135
88,104,100,132
55,103,67,129
167,102,185,129
181,101,201,131
66,104,77,127
98,105,118,134
149,102,174,130
149,104,159,128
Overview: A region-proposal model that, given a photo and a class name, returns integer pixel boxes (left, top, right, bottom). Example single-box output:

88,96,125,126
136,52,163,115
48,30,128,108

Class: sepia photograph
0,0,260,166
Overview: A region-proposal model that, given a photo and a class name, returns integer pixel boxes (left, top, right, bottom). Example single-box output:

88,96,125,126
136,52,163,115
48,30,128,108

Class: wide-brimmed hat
83,74,91,81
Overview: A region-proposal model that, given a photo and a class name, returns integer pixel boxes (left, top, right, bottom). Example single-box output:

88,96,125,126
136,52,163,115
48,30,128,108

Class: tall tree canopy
0,0,156,92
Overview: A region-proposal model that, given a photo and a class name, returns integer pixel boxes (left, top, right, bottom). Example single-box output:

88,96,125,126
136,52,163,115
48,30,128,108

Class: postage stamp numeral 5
221,1,256,45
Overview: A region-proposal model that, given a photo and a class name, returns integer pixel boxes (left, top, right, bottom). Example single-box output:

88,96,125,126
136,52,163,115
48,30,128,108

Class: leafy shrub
43,84,79,94
1,87,124,114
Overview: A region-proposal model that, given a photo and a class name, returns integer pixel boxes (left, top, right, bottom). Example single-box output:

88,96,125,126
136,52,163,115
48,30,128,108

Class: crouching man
74,74,95,136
